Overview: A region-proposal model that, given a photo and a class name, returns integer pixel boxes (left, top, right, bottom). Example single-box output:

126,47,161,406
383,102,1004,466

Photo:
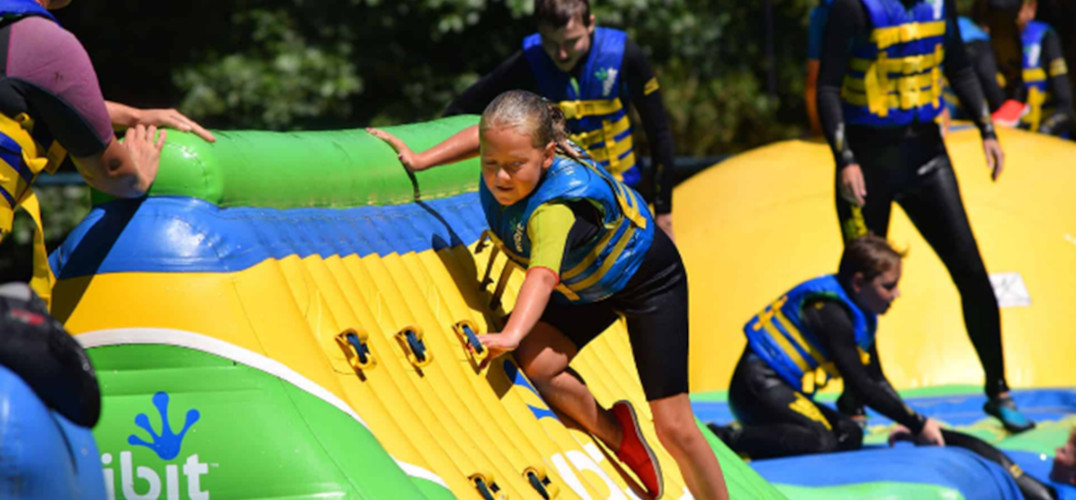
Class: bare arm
478,268,558,357
105,101,216,142
367,125,480,171
72,125,165,198
806,60,822,135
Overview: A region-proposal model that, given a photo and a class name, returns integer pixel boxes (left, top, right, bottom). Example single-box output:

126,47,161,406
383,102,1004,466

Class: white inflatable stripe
76,328,449,490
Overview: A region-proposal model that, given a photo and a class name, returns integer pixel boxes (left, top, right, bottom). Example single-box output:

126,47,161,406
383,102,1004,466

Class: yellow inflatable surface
679,127,1076,393
51,123,782,500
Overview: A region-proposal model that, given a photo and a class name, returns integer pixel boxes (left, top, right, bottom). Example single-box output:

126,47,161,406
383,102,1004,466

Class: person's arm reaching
72,125,164,198
622,40,676,240
804,300,943,444
479,203,575,357
9,17,163,198
105,101,215,142
367,125,480,171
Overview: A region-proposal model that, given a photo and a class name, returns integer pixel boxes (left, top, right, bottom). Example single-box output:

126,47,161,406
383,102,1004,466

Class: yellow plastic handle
395,326,433,368
452,320,489,363
334,328,376,372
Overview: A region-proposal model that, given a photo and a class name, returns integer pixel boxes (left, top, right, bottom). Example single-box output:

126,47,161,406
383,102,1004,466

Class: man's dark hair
837,235,905,285
535,0,592,28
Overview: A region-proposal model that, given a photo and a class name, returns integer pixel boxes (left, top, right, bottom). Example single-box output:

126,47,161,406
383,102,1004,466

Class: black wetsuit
537,212,689,401
722,299,1060,500
724,298,924,459
818,0,1010,399
444,38,676,215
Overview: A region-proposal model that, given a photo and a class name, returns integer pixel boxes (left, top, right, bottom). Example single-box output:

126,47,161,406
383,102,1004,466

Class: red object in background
992,100,1026,126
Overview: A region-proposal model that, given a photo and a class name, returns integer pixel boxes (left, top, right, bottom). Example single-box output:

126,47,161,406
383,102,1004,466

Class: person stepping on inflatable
984,393,1036,433
612,400,663,498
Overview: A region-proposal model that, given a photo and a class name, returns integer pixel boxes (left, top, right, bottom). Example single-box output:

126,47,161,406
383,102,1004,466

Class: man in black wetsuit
443,0,678,241
708,236,1060,500
817,0,1034,432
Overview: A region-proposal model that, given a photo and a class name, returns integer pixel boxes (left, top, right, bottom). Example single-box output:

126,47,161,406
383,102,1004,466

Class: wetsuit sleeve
967,40,1007,112
803,300,927,433
817,0,865,169
5,17,112,156
443,51,535,116
622,40,675,215
863,341,906,405
943,0,997,140
1039,30,1074,136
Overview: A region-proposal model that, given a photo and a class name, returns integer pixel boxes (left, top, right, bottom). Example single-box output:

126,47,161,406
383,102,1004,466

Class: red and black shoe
612,400,664,499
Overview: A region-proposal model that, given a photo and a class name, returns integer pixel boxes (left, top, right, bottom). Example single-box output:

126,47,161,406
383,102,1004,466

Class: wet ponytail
480,90,590,163
544,100,588,162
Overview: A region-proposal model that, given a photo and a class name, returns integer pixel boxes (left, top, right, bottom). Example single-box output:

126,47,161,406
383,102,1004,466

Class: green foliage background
5,0,823,280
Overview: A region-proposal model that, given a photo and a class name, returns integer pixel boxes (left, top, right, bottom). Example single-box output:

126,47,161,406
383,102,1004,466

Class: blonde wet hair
479,90,587,163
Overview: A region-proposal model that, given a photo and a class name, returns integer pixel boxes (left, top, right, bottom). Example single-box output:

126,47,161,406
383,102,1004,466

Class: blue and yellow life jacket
522,28,641,186
0,0,66,305
744,275,878,397
841,0,947,127
480,154,653,304
1020,21,1056,131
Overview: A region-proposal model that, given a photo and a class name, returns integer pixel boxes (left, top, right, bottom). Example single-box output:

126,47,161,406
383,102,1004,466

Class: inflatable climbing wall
49,116,780,500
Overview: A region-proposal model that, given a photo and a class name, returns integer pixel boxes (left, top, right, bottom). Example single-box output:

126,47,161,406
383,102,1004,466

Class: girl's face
480,127,555,206
851,261,902,315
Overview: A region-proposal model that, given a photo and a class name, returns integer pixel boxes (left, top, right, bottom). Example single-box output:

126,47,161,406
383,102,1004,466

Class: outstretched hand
367,127,426,171
983,138,1004,182
478,331,521,360
888,419,945,447
123,124,166,194
137,108,215,143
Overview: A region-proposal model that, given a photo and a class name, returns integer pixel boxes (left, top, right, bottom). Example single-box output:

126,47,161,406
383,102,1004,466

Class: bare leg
651,394,730,500
515,321,623,448
517,322,730,500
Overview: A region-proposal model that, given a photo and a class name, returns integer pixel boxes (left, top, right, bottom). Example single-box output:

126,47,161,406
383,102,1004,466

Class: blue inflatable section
0,365,105,498
753,446,1023,499
753,443,1020,496
51,193,486,279
694,388,1076,498
693,388,1076,429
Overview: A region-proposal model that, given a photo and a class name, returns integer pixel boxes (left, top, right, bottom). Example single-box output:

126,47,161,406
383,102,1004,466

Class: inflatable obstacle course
51,116,780,499
677,126,1076,499
44,117,1076,499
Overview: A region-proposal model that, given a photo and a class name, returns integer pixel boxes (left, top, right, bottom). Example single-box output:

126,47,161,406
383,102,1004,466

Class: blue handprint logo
128,391,200,460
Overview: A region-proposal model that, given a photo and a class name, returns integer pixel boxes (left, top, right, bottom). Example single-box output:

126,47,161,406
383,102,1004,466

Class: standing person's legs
894,144,1033,431
896,155,1005,393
